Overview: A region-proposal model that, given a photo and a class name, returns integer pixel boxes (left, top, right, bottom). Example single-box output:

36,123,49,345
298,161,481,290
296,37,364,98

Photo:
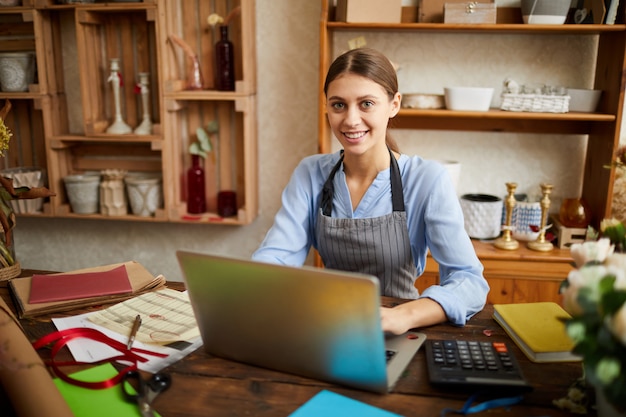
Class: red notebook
29,265,133,304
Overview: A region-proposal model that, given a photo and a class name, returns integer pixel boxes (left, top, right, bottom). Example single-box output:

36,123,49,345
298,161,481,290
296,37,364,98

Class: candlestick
527,183,554,252
133,72,152,135
494,182,519,250
106,58,132,134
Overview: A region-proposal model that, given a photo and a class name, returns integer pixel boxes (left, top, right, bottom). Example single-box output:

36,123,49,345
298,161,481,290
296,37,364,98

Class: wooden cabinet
317,1,613,301
417,241,572,304
0,0,257,224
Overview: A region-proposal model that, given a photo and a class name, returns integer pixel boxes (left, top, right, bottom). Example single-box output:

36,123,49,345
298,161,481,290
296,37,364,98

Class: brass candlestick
527,183,554,252
494,182,519,250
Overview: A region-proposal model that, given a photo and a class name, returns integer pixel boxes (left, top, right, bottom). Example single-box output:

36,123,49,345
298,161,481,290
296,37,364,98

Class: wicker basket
0,262,21,282
501,93,570,113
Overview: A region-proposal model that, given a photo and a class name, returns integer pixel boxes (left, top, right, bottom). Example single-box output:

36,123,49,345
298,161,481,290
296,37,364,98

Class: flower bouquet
0,99,56,275
559,219,626,414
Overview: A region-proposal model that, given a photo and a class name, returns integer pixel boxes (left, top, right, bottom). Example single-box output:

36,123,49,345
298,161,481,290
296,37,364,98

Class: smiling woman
252,48,489,336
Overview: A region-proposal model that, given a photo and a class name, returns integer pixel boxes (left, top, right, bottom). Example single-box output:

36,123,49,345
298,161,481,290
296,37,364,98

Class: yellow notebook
493,302,581,363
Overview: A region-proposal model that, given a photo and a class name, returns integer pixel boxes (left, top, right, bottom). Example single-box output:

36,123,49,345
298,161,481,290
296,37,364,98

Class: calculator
425,339,532,391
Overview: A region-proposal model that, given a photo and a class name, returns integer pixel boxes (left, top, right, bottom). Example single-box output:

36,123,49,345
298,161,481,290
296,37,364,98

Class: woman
253,48,489,335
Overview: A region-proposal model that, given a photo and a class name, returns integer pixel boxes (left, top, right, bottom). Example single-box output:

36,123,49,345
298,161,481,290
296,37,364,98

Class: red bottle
187,154,206,214
215,25,235,91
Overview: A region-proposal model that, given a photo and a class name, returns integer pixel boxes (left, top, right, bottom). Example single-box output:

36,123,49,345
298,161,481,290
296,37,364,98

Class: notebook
176,251,426,394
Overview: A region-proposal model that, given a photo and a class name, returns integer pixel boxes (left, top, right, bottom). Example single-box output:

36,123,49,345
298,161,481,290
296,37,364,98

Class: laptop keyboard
425,339,531,391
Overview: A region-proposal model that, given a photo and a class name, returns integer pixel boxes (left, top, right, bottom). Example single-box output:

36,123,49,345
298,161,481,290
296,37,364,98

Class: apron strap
321,149,404,216
321,151,345,216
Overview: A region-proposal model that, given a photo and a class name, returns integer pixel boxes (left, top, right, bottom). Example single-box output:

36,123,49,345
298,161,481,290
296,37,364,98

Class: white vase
0,167,45,214
124,173,162,217
0,51,36,92
64,174,101,214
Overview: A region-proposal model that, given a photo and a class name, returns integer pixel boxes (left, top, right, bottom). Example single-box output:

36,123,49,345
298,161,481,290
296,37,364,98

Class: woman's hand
380,298,447,335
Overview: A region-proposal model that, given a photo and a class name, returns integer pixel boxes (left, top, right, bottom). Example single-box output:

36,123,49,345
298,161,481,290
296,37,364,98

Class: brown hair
324,48,400,153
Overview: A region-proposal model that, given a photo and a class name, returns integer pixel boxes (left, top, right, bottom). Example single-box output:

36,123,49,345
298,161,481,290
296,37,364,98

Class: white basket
500,93,570,113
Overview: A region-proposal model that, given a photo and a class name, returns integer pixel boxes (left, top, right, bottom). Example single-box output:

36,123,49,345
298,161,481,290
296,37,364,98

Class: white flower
562,264,610,315
570,238,614,268
207,13,224,27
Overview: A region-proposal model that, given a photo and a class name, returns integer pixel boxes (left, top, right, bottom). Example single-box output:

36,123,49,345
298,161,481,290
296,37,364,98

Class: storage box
419,0,494,23
336,0,402,23
551,215,587,249
444,2,496,23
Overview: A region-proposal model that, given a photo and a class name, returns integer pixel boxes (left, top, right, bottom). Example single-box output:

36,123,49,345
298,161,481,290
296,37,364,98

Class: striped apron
316,150,419,298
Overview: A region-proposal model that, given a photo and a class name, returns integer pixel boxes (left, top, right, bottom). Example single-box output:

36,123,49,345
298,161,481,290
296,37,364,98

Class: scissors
122,370,171,417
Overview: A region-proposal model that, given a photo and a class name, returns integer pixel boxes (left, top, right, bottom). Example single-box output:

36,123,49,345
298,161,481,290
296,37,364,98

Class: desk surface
1,278,587,417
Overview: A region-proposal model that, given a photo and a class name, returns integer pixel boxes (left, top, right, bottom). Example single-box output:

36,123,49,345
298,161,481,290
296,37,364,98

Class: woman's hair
324,48,400,153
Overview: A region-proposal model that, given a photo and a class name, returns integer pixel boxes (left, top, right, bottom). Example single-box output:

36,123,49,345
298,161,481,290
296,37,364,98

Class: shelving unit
0,0,257,225
318,0,625,302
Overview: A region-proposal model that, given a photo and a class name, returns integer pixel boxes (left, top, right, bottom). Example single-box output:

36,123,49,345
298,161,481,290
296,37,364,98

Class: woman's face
326,73,400,157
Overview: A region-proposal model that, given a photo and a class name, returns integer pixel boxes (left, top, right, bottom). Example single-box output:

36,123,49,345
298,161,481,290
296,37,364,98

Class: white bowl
567,88,602,113
444,87,494,111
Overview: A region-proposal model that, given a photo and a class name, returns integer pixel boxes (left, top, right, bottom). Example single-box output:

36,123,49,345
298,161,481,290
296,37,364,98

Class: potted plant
0,99,56,278
556,219,626,415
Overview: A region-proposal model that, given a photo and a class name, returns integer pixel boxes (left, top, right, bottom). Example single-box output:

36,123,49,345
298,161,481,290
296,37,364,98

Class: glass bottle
559,197,591,228
215,25,235,91
187,155,206,214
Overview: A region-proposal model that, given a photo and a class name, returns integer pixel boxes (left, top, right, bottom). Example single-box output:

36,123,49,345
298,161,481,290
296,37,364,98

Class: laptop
176,250,426,394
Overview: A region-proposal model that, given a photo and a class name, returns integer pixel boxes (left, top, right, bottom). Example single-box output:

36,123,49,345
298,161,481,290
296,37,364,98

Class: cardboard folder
9,261,166,318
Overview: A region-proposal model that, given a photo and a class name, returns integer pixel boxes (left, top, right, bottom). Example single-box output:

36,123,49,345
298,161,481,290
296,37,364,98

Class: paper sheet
52,290,203,374
53,363,161,417
87,289,200,344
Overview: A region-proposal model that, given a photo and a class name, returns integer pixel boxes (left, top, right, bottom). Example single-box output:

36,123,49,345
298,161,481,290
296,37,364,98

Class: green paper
53,363,160,417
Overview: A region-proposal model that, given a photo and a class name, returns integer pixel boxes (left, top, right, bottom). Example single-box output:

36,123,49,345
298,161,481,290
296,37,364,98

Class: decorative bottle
187,154,206,214
215,25,235,91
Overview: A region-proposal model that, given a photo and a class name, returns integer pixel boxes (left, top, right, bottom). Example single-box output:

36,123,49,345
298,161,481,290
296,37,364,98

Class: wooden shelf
0,0,258,224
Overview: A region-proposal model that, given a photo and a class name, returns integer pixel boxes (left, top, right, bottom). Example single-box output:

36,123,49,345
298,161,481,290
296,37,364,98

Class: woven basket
0,262,21,282
501,93,570,113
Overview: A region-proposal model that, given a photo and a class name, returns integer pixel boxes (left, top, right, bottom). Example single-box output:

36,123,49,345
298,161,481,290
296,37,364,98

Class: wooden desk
1,281,586,417
420,240,573,304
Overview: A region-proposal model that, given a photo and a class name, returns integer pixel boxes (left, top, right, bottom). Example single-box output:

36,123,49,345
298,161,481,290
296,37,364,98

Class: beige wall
13,0,613,281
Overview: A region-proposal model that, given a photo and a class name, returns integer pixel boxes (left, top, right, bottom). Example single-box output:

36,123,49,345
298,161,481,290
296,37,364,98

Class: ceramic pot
0,51,35,92
125,173,162,217
521,0,571,24
0,167,45,214
64,174,101,214
460,194,503,239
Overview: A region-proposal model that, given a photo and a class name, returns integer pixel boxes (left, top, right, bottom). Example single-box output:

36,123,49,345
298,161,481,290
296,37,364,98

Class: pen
127,314,142,350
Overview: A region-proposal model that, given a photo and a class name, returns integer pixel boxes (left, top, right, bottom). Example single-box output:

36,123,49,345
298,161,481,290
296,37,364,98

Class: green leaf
195,127,213,153
189,142,206,158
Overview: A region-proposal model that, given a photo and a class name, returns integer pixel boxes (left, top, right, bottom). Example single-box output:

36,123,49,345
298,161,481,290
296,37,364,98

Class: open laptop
176,250,426,394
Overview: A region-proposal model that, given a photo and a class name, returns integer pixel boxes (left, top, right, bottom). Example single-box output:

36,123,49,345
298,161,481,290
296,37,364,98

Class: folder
9,261,166,318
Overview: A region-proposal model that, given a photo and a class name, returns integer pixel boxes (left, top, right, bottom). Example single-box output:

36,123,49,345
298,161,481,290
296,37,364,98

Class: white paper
51,291,203,374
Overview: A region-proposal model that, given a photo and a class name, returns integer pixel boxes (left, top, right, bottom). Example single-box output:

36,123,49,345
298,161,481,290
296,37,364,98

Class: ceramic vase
0,167,45,213
0,51,36,92
64,174,101,214
100,169,127,216
125,173,162,217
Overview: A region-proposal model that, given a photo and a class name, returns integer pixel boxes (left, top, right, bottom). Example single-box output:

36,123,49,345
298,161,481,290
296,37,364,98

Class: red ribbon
32,327,168,389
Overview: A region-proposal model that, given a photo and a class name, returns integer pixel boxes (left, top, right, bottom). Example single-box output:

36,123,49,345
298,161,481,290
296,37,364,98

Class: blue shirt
253,152,489,325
